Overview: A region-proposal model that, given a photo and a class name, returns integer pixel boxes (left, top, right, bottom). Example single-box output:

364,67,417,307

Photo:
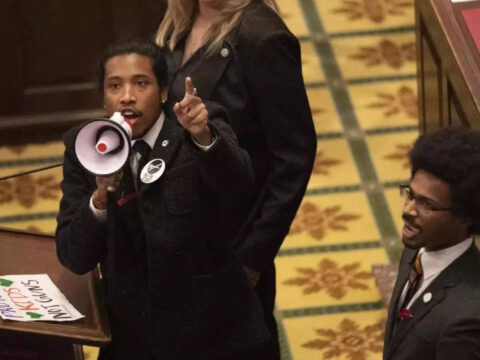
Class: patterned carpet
0,1,418,359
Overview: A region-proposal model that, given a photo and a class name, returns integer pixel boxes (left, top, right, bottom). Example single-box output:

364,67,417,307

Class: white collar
132,111,165,150
419,236,473,280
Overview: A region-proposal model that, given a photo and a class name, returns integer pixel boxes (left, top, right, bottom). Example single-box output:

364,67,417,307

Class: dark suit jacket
384,243,480,360
165,0,317,272
55,110,269,359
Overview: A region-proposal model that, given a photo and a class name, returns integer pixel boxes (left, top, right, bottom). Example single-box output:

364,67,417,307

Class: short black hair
410,127,480,233
98,37,168,93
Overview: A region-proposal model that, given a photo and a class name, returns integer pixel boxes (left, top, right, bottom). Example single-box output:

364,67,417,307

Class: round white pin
140,159,166,184
162,140,169,147
423,292,432,303
220,47,230,57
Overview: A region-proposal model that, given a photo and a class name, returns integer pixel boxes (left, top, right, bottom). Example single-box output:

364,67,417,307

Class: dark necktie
400,253,423,312
133,140,150,187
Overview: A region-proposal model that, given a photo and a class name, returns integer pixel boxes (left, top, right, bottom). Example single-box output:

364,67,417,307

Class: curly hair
410,127,480,233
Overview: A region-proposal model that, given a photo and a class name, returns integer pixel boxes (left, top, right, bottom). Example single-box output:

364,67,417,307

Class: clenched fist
92,171,123,209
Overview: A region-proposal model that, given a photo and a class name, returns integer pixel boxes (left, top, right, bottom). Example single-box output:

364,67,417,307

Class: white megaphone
74,112,132,176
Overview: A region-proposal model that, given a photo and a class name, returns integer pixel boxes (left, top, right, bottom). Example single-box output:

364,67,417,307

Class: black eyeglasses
399,185,452,215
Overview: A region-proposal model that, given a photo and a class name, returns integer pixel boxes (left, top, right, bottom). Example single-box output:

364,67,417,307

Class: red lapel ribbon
399,308,413,320
117,192,140,206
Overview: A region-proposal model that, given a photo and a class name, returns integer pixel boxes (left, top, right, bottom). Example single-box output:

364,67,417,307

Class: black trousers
211,262,279,360
251,262,280,360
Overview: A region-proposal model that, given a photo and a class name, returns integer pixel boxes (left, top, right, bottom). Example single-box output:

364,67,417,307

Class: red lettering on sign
4,288,39,311
14,301,39,311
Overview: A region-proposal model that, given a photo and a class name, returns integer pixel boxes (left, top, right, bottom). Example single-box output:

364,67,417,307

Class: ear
160,89,168,103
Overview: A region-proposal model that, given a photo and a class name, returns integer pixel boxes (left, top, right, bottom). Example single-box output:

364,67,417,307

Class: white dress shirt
399,236,473,310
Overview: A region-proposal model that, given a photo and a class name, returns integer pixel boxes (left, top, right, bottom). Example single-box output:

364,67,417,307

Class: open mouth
121,109,140,121
403,220,421,238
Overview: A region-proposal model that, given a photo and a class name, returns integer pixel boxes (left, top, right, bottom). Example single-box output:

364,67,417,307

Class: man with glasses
383,127,480,360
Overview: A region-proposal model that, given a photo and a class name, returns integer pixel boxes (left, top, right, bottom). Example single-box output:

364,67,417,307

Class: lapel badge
220,47,230,58
162,140,169,147
423,292,432,303
140,159,166,184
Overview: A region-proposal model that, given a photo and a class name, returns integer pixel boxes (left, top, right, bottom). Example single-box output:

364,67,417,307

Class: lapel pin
423,292,432,303
140,159,166,184
220,47,230,58
162,140,169,147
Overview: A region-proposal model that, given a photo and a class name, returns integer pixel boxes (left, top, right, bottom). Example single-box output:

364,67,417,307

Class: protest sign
0,274,84,322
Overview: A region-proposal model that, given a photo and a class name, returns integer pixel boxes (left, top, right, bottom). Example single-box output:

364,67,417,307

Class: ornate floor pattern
275,1,417,358
0,1,418,359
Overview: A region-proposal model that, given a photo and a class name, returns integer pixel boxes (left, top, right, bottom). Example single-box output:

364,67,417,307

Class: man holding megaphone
90,67,213,212
55,38,269,360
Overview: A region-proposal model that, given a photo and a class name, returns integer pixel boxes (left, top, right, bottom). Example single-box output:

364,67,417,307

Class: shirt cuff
89,196,107,223
191,132,217,151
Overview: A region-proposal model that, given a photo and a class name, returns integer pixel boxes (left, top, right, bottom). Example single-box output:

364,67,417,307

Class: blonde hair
156,0,279,56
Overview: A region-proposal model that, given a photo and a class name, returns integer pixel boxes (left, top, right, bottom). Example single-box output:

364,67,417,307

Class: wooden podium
416,0,480,132
0,228,111,360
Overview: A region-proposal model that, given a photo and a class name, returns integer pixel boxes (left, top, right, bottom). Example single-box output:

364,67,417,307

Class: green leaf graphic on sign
0,278,13,287
26,312,43,319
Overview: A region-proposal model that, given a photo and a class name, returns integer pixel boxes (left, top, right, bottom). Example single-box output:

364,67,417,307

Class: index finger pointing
185,76,195,96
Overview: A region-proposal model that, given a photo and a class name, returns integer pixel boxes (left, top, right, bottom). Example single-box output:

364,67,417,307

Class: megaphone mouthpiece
110,112,133,139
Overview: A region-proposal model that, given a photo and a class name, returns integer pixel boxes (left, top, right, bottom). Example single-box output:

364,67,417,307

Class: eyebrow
409,187,442,207
105,74,153,81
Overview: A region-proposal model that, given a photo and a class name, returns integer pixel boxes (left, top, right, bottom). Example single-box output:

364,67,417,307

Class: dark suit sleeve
237,31,317,271
55,130,108,274
193,102,254,194
437,317,480,360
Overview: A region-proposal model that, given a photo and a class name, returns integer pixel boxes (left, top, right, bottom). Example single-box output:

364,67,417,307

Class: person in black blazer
55,38,269,360
384,128,480,360
157,1,317,357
